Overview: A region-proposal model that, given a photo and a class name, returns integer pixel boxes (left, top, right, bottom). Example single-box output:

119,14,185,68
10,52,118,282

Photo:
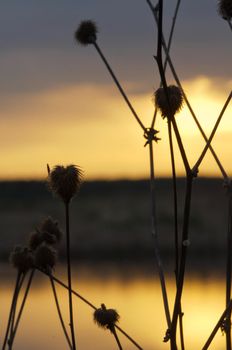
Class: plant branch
193,91,232,173
65,202,76,350
170,175,193,350
167,120,185,350
8,270,35,349
111,326,123,350
36,268,144,350
49,275,72,349
151,7,228,179
154,0,191,175
148,141,171,330
202,300,232,350
225,184,232,350
93,42,146,132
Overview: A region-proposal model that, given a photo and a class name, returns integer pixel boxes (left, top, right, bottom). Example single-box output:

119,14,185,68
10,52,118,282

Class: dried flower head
48,164,83,203
75,20,98,45
218,0,232,20
93,304,120,331
40,217,63,243
35,244,57,272
28,231,44,250
154,85,183,119
9,245,34,273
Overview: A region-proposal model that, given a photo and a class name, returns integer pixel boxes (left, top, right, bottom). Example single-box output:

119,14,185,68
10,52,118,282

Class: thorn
47,163,50,175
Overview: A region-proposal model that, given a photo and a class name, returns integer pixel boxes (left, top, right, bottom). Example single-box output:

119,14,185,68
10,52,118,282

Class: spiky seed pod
218,0,232,20
34,244,57,272
75,20,98,45
40,217,63,243
93,304,120,331
48,164,83,204
154,85,183,119
9,245,34,273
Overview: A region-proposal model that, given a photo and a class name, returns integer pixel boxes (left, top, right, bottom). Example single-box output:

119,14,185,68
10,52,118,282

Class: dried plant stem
148,0,182,128
65,202,76,350
111,327,123,350
93,42,145,132
151,7,228,179
225,188,232,350
49,276,72,349
167,120,185,350
2,272,24,350
171,175,193,350
8,269,35,349
37,268,144,350
148,141,171,329
202,300,232,350
193,92,232,173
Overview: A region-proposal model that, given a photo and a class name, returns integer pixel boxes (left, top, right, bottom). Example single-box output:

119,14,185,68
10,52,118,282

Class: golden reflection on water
0,266,227,350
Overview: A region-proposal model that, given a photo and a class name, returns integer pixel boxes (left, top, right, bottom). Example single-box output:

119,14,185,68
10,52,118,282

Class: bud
218,0,232,20
93,304,120,330
75,20,98,45
48,164,83,203
34,244,57,272
154,85,183,119
9,245,34,273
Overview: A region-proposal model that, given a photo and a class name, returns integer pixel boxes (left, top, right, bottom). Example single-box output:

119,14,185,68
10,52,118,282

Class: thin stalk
8,270,35,349
149,0,182,128
2,272,21,350
225,187,232,350
170,175,193,350
149,141,171,329
167,120,185,350
202,300,232,350
49,276,72,349
193,92,232,173
167,120,179,276
37,268,144,350
155,0,190,175
111,327,123,350
93,42,145,132
151,7,228,179
65,202,76,350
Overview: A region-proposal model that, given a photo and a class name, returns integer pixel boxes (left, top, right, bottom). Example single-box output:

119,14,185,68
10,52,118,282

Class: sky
0,0,231,180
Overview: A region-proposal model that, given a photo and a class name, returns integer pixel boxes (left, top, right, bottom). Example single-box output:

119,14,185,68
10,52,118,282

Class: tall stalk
167,120,185,350
49,276,72,349
65,202,76,350
2,272,24,350
8,270,35,349
148,140,171,330
225,185,232,350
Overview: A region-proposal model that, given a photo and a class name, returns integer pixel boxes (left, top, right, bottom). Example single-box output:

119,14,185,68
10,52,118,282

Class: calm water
0,264,228,350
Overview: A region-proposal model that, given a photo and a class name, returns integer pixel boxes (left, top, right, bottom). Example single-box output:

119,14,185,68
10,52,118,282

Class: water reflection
0,264,227,350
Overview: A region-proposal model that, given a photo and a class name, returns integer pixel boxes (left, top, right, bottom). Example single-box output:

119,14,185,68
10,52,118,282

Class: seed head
93,304,120,330
218,0,232,20
35,244,57,272
9,245,34,273
154,85,183,119
48,164,83,203
75,20,98,45
40,217,63,243
28,231,44,250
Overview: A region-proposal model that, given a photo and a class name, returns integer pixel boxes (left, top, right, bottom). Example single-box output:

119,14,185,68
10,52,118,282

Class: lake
0,264,228,350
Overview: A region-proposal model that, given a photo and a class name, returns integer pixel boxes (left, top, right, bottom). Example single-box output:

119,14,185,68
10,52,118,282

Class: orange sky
0,76,231,180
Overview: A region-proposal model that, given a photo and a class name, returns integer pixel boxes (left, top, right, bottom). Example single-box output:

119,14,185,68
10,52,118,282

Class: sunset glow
0,77,231,180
